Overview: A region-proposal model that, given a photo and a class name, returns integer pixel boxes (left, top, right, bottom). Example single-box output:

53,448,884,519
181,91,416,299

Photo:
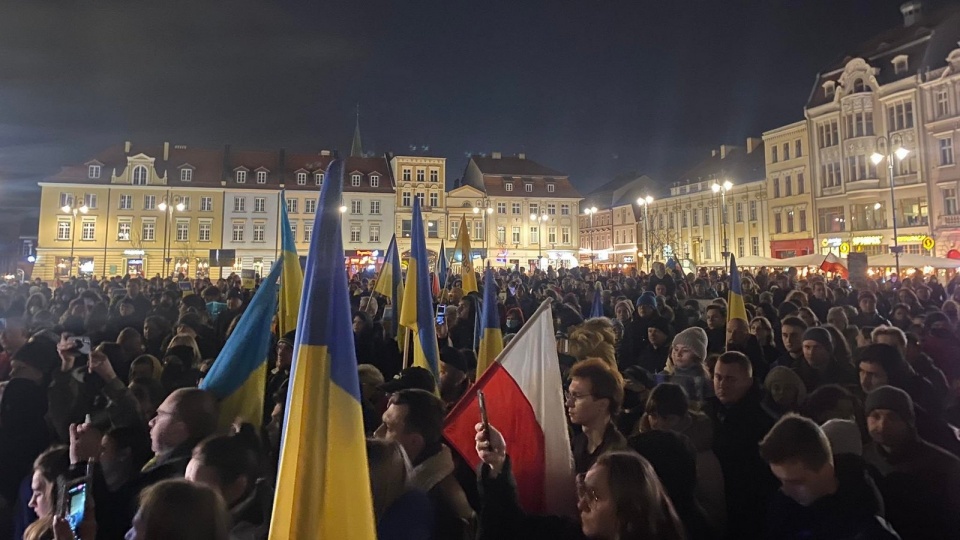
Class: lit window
118,220,132,241
57,219,71,240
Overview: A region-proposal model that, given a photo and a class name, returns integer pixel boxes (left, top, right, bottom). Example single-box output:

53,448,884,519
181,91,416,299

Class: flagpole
403,327,412,369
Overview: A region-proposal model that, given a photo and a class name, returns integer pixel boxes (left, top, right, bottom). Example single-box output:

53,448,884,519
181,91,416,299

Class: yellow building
390,155,447,261
762,121,816,258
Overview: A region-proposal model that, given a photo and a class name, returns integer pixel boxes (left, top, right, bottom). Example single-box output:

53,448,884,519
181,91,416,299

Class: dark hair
705,304,725,318
569,357,625,415
388,389,446,445
596,452,685,540
780,316,808,331
644,383,689,418
192,423,263,489
105,426,153,472
759,414,832,470
801,384,864,426
716,351,752,377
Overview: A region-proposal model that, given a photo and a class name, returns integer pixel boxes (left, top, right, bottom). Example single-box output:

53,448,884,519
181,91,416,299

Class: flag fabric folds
278,191,303,335
476,264,503,377
727,254,748,323
199,259,282,428
373,234,404,341
269,158,376,540
589,281,604,319
399,199,441,380
437,239,449,289
444,299,576,516
453,216,478,294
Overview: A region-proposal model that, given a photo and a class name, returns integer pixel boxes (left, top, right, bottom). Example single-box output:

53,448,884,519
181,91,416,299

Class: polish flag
444,299,576,515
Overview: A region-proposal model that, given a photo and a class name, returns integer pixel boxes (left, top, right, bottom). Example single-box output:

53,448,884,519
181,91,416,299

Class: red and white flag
444,299,576,515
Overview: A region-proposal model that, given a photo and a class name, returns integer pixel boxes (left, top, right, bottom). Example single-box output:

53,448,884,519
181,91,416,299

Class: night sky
0,0,927,214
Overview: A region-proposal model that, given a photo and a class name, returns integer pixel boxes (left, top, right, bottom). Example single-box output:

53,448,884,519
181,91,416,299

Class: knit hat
615,299,635,316
821,419,863,456
671,327,708,361
865,385,915,426
439,346,468,374
802,327,834,353
637,292,658,309
12,338,60,379
763,366,808,403
648,317,672,337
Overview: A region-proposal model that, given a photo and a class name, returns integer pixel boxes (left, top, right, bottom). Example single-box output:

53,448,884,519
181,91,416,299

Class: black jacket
790,357,859,393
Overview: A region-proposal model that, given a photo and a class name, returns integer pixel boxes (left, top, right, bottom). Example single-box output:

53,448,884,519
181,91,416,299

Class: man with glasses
565,358,628,474
142,388,219,488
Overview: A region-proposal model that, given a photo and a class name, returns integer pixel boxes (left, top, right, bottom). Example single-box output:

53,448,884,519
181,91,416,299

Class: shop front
771,239,814,259
345,249,384,277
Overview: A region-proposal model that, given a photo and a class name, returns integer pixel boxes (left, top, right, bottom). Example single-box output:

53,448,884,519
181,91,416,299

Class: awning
735,255,782,266
858,253,960,269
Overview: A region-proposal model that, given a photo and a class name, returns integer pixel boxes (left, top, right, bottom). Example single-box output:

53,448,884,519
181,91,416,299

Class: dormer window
88,165,101,179
236,170,247,183
370,174,380,188
351,174,361,187
505,182,513,192
525,183,533,193
297,172,306,185
132,165,148,185
180,168,192,182
256,171,267,184
315,172,324,186
547,184,555,193
893,55,909,75
823,81,836,99
852,78,867,93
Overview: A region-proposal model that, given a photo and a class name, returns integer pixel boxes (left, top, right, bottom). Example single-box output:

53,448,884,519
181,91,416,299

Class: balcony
937,215,960,228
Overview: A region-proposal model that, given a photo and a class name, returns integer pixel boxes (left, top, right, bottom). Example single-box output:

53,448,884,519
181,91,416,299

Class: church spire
350,105,363,157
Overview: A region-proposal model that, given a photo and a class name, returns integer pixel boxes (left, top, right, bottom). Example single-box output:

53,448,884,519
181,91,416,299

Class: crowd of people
0,259,959,539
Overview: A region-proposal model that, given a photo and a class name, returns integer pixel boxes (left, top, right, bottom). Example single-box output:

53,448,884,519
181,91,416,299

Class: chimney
320,150,331,157
124,140,131,153
518,153,526,160
901,1,922,26
492,152,502,159
163,142,170,161
711,149,717,157
720,145,730,159
746,137,762,154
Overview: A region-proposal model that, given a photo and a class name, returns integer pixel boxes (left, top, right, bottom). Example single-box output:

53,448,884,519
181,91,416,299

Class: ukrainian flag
453,215,479,294
728,254,748,322
437,239,449,289
373,234,404,341
278,191,303,335
399,199,441,380
199,259,281,428
269,158,376,539
476,263,503,377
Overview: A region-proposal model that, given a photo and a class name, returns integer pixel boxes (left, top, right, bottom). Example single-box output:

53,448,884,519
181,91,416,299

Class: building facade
922,45,960,255
762,121,816,258
578,173,656,268
390,155,447,262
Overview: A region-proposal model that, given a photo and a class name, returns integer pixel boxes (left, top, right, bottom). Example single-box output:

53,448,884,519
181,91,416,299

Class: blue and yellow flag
269,158,376,539
278,191,303,335
199,259,281,428
476,263,504,377
437,239,449,289
590,281,604,319
399,198,441,380
453,215,479,294
373,234,404,341
728,253,748,322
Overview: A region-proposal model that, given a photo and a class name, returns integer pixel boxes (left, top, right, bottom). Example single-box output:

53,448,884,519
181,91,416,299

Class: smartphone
477,390,489,432
435,304,446,326
57,477,88,533
73,336,92,355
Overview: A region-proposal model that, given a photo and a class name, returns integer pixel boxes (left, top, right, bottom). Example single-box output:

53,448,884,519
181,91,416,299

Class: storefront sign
852,236,883,246
839,242,850,254
821,238,842,248
623,256,635,263
123,249,145,256
896,235,928,244
922,236,936,251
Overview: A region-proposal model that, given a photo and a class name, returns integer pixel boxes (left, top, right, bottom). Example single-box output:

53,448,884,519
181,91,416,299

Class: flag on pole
589,281,604,319
476,263,503,377
269,158,376,540
444,299,576,515
399,198,441,381
437,239,449,289
278,191,303,335
727,253,748,323
199,260,281,428
373,235,404,341
453,216,478,294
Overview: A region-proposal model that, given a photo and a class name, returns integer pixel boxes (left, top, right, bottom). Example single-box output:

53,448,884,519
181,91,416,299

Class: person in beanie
762,366,807,417
660,327,712,403
820,418,863,457
791,326,858,392
863,386,960,539
438,346,469,408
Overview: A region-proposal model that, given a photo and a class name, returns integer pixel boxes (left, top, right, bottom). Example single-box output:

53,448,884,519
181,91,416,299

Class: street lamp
584,206,598,267
711,180,733,259
158,196,185,277
61,196,89,277
871,134,909,279
473,202,494,263
530,212,548,269
636,195,653,271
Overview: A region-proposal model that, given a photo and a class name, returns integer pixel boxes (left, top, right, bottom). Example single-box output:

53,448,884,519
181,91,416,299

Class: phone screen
65,482,87,532
435,304,446,325
179,281,193,291
74,337,92,355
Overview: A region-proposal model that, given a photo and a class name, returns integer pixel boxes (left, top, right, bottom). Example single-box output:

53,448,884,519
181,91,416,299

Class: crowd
0,259,959,539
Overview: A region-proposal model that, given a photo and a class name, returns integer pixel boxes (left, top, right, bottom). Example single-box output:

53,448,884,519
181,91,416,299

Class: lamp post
158,196,185,277
473,201,493,264
530,212,548,269
584,206,598,267
61,195,89,277
871,134,909,279
636,195,653,271
711,180,733,260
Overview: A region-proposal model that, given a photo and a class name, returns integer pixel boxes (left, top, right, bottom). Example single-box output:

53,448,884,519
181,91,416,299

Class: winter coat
571,422,628,475
409,445,476,540
377,489,434,540
789,357,859,393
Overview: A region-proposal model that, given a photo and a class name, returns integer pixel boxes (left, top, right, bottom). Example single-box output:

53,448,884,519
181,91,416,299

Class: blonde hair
167,333,202,362
568,318,618,368
137,480,230,540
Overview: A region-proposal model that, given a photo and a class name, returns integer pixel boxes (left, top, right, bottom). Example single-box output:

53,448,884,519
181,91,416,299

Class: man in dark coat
790,327,858,393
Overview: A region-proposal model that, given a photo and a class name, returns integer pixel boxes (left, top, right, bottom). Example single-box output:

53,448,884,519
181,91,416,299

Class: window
256,171,267,184
774,212,783,233
402,192,411,207
548,227,557,243
749,200,757,221
799,209,807,231
430,169,439,182
287,199,298,214
935,88,950,118
524,184,532,193
415,192,425,206
142,220,156,241
703,208,711,225
402,168,411,181
306,199,317,213
235,170,247,183
369,224,380,243
797,173,805,194
144,195,156,210
735,202,743,222
253,224,265,242
180,196,190,210
817,120,839,148
369,200,380,214
119,194,132,210
529,203,539,216
692,210,699,226
547,203,557,215
426,221,438,239
84,193,98,209
350,225,361,243
748,237,758,256
254,197,266,213
898,154,919,175
795,140,802,158
561,204,570,215
900,196,929,227
852,78,866,93
771,146,778,163
351,174,361,187
893,58,908,75
783,143,790,160
79,219,96,241
429,192,439,207
296,172,307,185
198,222,211,242
315,173,324,186
821,161,842,189
496,226,506,243
512,203,521,214
785,176,792,196
844,111,874,137
201,197,213,212
497,202,506,214
474,220,483,240
818,206,845,233
416,169,425,182
505,183,513,192
57,219,71,240
787,211,794,233
547,184,555,193
304,224,313,243
351,200,362,214
705,239,712,259
234,197,245,212
512,226,521,243
176,220,189,242
774,178,781,198
939,137,955,166
887,100,914,131
87,164,101,179
367,174,378,188
118,220,131,241
232,223,244,242
944,188,958,216
450,219,459,239
132,165,148,185
737,238,744,257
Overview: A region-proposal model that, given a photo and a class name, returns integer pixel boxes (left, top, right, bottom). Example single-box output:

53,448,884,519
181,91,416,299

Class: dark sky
0,0,927,214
